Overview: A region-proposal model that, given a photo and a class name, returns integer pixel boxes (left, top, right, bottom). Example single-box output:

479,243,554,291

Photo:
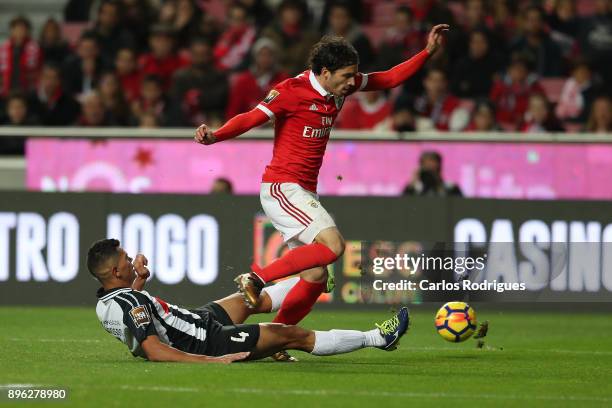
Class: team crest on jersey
129,305,151,328
263,89,279,104
308,199,319,208
334,96,345,109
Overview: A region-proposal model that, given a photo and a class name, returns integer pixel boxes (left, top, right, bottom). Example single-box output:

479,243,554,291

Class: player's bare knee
316,232,345,258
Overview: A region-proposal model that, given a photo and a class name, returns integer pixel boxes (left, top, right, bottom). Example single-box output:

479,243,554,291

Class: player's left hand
133,254,150,280
425,24,450,55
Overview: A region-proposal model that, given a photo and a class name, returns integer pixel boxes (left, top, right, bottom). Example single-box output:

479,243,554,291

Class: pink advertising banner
26,138,612,199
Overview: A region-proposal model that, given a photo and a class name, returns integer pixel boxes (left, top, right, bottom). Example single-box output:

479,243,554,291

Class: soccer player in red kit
195,25,448,356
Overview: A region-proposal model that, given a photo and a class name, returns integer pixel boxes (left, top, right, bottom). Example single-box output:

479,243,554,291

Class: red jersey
255,70,368,192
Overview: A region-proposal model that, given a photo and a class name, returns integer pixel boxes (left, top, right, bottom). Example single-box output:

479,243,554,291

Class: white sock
311,329,384,356
261,277,300,312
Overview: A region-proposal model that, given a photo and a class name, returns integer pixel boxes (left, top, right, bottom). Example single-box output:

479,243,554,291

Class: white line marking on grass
406,346,612,356
116,385,612,403
7,338,104,344
0,384,38,389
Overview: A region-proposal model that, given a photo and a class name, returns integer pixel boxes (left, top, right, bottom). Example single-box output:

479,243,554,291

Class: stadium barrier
1,127,612,198
1,191,611,306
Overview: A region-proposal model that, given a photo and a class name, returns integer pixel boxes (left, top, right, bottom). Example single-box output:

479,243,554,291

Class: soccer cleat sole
271,350,299,362
234,274,260,309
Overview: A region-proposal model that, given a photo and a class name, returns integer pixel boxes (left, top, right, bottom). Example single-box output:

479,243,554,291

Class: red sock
272,278,326,325
252,242,337,283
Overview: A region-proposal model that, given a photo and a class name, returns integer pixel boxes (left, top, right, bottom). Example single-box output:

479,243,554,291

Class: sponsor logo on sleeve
129,305,151,328
263,90,279,104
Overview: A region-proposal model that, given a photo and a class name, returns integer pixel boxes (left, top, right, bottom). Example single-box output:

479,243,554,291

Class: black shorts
192,302,260,357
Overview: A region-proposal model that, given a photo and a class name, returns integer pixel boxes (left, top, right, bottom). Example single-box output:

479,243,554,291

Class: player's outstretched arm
194,108,270,145
361,24,449,91
141,335,249,364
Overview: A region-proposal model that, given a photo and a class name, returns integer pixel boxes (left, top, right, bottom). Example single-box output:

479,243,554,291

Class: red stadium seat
539,78,566,103
62,23,90,46
576,0,596,16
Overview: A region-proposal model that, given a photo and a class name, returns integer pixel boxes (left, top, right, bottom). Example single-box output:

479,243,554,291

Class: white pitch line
0,384,38,389
117,385,612,403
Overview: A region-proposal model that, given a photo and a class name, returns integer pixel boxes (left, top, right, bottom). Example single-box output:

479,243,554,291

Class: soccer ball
435,301,477,342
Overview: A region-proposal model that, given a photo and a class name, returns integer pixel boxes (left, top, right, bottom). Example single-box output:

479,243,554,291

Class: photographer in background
403,151,462,197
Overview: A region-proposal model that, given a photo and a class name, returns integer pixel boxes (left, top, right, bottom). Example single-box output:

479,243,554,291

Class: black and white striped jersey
96,287,210,358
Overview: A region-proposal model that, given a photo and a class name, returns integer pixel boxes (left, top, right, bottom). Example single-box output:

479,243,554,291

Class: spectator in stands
0,16,41,98
138,112,159,128
510,6,564,77
326,1,375,71
131,75,171,126
29,64,80,126
578,0,612,92
403,151,462,197
546,0,580,58
211,177,234,194
391,106,416,132
376,6,425,95
115,48,141,102
78,91,113,126
238,0,274,30
556,59,600,123
1,92,37,126
409,0,455,27
520,93,564,133
161,0,205,50
64,0,95,22
225,38,289,119
376,6,425,69
466,99,501,131
63,33,107,98
0,93,35,154
171,37,229,126
336,91,392,130
491,0,519,45
39,19,72,65
86,0,135,62
261,0,319,76
139,25,188,90
585,95,612,133
213,3,257,72
121,0,157,51
451,29,505,98
395,68,460,131
447,0,503,65
97,72,131,125
490,54,544,128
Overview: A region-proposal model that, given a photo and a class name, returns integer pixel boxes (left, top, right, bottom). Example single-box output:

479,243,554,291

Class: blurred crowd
1,0,612,154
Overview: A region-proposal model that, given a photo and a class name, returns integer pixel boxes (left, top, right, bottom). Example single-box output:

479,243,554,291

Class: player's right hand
211,352,250,364
194,123,216,145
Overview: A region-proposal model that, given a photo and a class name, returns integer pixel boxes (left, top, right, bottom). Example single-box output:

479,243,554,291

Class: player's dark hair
309,35,359,74
87,239,120,281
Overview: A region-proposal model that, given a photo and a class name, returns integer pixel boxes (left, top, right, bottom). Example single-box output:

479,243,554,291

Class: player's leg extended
235,183,343,308
253,226,344,284
248,307,411,360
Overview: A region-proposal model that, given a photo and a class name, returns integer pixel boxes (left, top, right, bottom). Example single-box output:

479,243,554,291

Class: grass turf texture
1,307,611,408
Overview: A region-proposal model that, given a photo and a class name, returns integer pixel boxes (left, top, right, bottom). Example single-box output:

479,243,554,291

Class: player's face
115,248,136,282
324,65,358,96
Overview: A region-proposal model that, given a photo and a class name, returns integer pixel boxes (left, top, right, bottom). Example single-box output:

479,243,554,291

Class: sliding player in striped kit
195,25,448,361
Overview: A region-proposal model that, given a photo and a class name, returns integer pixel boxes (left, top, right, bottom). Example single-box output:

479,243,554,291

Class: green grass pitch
1,306,611,408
